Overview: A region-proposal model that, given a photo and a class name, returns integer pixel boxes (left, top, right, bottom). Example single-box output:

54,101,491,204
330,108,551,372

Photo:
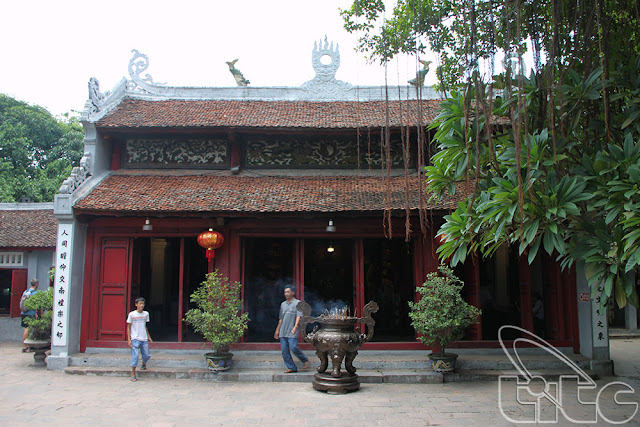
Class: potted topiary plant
408,265,481,372
183,270,250,372
23,287,54,366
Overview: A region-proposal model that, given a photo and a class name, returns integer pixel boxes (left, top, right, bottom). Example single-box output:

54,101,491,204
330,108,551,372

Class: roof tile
96,98,441,129
74,174,470,214
0,210,57,248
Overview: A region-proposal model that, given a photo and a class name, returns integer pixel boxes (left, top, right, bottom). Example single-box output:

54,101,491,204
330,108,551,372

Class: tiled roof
0,209,57,248
74,174,470,214
96,98,442,129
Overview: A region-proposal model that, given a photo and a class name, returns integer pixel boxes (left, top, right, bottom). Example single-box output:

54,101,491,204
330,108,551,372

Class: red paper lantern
197,228,224,260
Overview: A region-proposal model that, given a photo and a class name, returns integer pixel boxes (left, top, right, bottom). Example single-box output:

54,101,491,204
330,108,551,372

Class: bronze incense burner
297,300,379,394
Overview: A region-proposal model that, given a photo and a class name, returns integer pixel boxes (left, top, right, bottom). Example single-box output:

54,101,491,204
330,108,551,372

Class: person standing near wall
20,279,39,352
126,297,152,382
274,285,309,373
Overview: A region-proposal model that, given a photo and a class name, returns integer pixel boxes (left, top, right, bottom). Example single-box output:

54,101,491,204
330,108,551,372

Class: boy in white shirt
126,297,152,381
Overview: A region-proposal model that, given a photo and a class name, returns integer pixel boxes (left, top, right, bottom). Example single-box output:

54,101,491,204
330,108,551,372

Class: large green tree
343,0,640,308
0,94,83,202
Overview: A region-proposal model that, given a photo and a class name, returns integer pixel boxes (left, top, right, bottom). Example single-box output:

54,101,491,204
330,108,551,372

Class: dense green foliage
344,0,640,308
23,287,54,340
183,271,250,355
408,266,481,353
428,68,640,309
342,0,639,90
0,94,83,202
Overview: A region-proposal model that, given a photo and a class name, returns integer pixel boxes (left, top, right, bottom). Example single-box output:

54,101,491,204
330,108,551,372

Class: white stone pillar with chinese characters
576,262,612,376
48,194,87,370
52,222,73,347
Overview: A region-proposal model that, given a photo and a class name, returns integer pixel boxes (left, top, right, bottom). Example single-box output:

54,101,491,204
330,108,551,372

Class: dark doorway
304,239,354,317
363,239,414,341
181,238,209,342
244,238,295,342
0,270,11,315
130,237,207,343
131,237,181,341
479,246,521,339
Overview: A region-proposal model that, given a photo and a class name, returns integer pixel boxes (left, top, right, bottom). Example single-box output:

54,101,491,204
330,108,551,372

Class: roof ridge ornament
302,36,352,99
58,152,93,194
127,49,165,93
226,59,250,86
312,36,340,81
408,60,432,87
88,77,107,114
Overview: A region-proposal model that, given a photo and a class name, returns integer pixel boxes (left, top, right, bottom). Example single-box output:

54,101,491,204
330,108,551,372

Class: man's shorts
21,314,34,328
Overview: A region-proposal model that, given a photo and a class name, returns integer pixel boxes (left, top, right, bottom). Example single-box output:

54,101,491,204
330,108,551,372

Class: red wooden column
564,265,580,352
424,227,439,275
109,137,121,170
463,254,482,340
554,260,567,339
228,230,242,284
414,229,444,348
353,240,365,318
80,227,97,351
294,239,305,343
228,132,242,172
294,239,305,301
519,255,534,332
543,255,560,339
177,238,185,342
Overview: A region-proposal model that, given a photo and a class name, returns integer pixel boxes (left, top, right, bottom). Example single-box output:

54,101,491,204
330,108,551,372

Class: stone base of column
625,304,638,331
590,359,614,377
47,354,70,370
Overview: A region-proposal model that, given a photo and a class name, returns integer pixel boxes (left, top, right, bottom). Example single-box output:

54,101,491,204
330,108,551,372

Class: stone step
69,350,592,372
609,328,640,339
63,365,598,383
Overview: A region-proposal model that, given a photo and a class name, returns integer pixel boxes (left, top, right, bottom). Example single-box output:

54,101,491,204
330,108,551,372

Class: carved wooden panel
124,138,229,169
245,136,406,168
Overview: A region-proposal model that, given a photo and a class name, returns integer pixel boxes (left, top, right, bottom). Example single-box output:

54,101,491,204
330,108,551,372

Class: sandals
140,362,147,371
21,348,28,353
285,361,309,373
130,376,137,382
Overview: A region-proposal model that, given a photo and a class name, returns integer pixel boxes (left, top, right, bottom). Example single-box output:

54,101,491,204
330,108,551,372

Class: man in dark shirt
274,285,309,373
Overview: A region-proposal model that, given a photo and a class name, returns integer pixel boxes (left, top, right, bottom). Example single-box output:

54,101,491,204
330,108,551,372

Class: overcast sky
0,1,433,117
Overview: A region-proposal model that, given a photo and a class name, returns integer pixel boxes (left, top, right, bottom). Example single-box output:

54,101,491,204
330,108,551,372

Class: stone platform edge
64,366,598,384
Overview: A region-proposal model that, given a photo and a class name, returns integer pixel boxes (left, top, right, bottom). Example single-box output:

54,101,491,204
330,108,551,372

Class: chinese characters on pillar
592,285,608,347
52,224,73,346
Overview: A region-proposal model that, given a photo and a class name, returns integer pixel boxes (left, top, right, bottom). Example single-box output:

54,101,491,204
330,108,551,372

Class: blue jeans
130,339,151,367
280,337,308,371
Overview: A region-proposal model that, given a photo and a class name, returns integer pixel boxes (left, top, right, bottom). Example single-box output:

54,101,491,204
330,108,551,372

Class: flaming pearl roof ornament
301,36,352,99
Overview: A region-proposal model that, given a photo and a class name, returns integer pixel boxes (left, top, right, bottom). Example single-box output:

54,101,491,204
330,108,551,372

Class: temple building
46,40,611,371
0,203,56,340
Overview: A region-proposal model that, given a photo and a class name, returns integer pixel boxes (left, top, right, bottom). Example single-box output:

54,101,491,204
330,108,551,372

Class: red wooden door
10,269,28,317
97,238,131,340
353,239,364,318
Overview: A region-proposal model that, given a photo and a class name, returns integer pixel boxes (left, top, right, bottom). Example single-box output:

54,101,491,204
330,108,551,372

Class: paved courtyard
0,340,638,426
